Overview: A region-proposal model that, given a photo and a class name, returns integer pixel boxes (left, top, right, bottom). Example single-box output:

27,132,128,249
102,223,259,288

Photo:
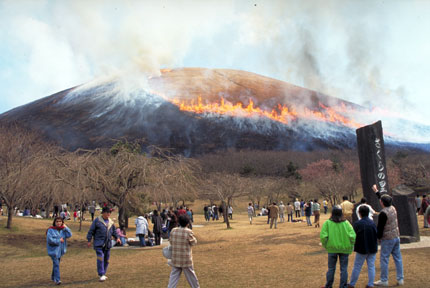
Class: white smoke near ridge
1,0,429,143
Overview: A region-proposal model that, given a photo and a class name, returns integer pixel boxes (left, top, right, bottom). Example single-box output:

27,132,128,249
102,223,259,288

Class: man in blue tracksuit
87,207,121,282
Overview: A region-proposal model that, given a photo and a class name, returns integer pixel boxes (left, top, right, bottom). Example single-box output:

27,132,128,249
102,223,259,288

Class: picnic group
6,187,428,287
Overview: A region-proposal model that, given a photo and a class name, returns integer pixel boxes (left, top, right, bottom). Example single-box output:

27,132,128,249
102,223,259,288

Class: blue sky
1,0,430,129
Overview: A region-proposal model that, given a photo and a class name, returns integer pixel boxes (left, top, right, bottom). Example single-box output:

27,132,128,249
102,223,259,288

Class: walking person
320,206,356,288
269,202,279,229
279,201,285,223
372,187,404,287
348,205,378,288
46,217,72,285
167,215,200,288
247,203,254,225
86,207,121,282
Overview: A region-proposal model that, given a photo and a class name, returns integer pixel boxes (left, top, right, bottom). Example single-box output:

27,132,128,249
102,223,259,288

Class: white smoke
1,0,430,142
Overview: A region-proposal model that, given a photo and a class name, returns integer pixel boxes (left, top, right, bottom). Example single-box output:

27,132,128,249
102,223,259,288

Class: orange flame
169,97,363,128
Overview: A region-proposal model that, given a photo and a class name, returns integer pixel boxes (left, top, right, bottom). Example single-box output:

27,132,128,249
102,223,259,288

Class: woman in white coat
135,215,149,247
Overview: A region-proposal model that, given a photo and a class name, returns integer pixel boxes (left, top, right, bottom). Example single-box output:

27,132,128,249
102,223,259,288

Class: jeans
380,237,403,282
324,206,328,214
306,216,312,226
349,252,376,287
50,256,61,282
138,234,146,247
325,253,349,288
120,236,127,246
95,248,110,276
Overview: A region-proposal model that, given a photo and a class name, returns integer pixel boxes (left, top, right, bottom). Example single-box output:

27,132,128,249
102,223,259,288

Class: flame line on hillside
169,96,363,128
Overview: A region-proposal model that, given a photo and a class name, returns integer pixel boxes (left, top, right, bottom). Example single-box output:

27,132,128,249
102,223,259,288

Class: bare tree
0,124,49,228
201,173,250,228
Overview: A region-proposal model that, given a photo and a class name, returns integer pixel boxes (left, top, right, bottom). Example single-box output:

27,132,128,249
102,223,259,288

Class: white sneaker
397,279,404,286
99,275,107,282
374,280,388,286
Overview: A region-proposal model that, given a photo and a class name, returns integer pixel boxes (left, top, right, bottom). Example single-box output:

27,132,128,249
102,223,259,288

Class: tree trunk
125,215,129,228
222,200,230,229
79,203,84,232
6,204,13,229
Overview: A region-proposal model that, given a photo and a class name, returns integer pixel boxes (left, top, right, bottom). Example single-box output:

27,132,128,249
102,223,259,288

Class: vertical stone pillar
356,121,388,212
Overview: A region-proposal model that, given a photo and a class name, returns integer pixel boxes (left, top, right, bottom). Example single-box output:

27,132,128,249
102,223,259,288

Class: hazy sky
1,0,429,127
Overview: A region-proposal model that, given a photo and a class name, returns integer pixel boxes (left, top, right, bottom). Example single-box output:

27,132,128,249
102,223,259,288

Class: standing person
212,205,219,221
228,205,233,219
247,203,254,225
424,205,430,229
294,199,301,218
278,201,285,223
304,201,312,226
269,202,279,229
341,196,354,224
420,195,429,228
356,198,376,221
89,202,96,222
300,199,305,217
323,199,328,214
135,214,149,247
415,195,421,213
46,217,72,285
372,191,404,286
167,215,200,288
313,199,321,228
320,206,356,288
203,205,209,222
152,210,163,245
287,202,294,222
168,209,178,238
86,207,121,282
73,210,77,222
348,205,378,288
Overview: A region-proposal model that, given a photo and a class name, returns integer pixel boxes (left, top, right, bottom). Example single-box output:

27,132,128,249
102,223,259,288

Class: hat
102,207,112,213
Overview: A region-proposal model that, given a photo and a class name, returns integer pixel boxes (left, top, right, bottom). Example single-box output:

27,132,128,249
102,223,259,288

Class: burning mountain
1,68,428,154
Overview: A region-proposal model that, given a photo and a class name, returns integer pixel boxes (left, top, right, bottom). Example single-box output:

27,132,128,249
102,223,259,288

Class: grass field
0,210,429,288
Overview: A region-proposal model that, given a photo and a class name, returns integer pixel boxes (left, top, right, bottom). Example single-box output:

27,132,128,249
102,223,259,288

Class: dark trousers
325,253,349,288
95,248,110,276
295,210,300,218
154,232,161,245
288,213,293,222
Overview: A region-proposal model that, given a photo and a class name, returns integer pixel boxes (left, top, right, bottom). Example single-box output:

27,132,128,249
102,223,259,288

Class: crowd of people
38,189,430,286
320,186,406,288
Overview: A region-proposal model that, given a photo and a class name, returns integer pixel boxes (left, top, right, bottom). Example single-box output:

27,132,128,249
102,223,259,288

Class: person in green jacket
320,206,356,288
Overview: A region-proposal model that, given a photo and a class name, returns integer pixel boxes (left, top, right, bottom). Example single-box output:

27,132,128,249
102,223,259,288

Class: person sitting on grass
320,206,356,288
46,216,72,285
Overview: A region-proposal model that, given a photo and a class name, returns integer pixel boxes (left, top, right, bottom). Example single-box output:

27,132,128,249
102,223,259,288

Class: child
46,217,72,285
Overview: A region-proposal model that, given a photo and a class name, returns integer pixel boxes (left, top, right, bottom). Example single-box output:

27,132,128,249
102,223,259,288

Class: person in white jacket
135,215,149,247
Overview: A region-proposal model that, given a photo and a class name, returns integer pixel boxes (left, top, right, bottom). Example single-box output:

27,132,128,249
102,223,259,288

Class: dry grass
0,212,429,288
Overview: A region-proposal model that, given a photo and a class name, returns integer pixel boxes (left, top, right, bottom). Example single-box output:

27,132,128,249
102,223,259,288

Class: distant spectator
341,196,354,224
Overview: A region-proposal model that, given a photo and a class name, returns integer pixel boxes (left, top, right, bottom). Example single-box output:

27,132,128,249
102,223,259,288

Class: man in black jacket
348,205,378,288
